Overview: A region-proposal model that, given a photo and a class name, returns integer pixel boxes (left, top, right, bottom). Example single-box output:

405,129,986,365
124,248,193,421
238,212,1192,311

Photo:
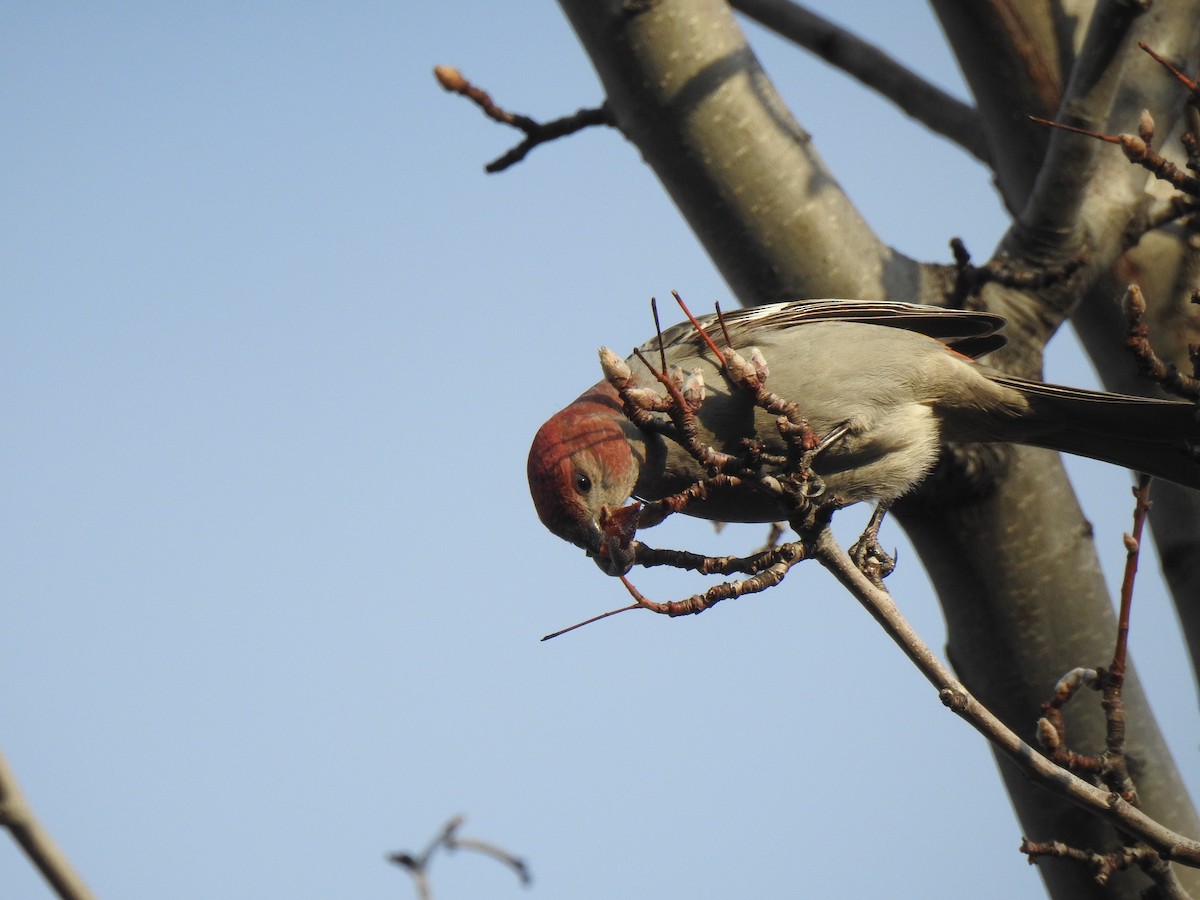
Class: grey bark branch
929,0,1072,213
1013,0,1150,269
555,0,1200,897
815,528,1200,870
727,0,990,162
557,0,937,307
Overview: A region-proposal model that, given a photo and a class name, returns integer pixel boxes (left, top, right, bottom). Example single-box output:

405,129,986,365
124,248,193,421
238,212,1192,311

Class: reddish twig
1022,478,1184,887
541,541,810,640
1138,41,1199,95
434,66,613,172
1029,113,1200,197
1035,477,1153,797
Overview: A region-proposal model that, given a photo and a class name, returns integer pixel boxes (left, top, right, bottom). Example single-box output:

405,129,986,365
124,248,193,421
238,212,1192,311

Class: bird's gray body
621,301,1200,521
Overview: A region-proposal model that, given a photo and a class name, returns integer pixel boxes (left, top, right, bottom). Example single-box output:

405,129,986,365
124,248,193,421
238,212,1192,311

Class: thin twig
811,528,1200,868
434,66,613,172
1123,283,1200,400
388,815,530,897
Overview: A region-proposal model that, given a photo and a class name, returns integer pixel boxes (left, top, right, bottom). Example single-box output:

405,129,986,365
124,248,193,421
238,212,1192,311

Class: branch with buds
1123,283,1200,401
544,292,854,640
433,66,613,173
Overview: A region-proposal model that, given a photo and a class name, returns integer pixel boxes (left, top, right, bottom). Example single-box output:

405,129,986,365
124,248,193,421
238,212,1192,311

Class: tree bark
555,0,1200,896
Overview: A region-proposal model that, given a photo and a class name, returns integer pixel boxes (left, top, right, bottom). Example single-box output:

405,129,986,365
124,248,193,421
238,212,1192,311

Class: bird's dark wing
643,299,1008,360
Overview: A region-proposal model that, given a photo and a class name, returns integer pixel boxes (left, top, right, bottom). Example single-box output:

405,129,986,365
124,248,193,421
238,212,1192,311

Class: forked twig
389,815,530,899
434,66,613,172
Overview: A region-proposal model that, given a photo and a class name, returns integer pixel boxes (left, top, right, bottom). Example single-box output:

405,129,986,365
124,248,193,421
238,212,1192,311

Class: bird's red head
526,385,642,572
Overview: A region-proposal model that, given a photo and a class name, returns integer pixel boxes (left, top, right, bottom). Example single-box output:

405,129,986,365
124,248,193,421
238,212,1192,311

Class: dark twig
948,237,1084,307
388,815,530,898
628,539,803,576
434,66,613,172
1020,840,1178,888
1123,283,1200,400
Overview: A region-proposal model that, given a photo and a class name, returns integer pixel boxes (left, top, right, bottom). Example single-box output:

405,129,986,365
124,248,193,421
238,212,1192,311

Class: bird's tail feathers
994,375,1200,489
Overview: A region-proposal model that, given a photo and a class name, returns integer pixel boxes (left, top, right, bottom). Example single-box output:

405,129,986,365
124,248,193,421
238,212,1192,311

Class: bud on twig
681,367,706,409
1123,284,1147,317
747,347,770,383
724,349,760,386
599,346,633,388
1138,109,1155,144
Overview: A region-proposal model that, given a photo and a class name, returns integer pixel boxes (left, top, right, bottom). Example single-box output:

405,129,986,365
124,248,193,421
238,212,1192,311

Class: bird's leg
849,503,896,585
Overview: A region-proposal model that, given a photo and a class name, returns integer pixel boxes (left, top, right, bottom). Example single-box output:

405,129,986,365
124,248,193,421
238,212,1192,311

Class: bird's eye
574,472,593,495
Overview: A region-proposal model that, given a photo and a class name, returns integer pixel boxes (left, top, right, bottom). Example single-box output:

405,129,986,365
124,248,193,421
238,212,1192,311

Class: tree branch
554,2,1200,895
728,0,989,163
1013,0,1151,270
556,0,938,306
929,0,1072,212
813,529,1200,871
0,747,94,900
434,66,613,173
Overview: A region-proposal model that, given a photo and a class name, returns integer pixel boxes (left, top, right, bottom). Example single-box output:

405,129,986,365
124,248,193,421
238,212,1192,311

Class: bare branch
1014,0,1150,266
810,529,1200,869
434,66,613,173
0,747,94,900
728,0,989,162
388,815,530,897
1123,283,1200,400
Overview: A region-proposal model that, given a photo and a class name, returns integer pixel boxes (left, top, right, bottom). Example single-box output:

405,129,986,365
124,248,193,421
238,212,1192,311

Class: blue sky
2,3,1196,898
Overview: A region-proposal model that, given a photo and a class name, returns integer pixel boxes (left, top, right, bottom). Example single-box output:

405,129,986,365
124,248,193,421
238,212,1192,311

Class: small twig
1138,41,1200,95
1020,840,1172,887
389,815,530,898
1095,475,1155,804
1113,476,1152,680
948,238,1084,306
629,537,803,576
541,537,815,639
1029,114,1200,197
434,66,613,172
1035,478,1150,799
1123,283,1200,400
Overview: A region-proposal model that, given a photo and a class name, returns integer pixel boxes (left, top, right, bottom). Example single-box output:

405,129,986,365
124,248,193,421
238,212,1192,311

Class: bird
527,299,1200,567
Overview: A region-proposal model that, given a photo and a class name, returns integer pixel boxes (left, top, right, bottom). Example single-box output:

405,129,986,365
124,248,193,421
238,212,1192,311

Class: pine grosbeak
527,300,1200,566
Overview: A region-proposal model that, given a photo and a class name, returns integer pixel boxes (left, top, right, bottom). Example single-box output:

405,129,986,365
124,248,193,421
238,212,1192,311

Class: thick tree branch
557,0,940,307
554,2,1200,896
929,0,1072,212
1014,0,1150,270
727,0,989,163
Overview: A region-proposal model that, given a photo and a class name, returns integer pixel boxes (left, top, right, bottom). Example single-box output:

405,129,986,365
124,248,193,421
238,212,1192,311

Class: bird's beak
589,537,635,576
587,502,640,576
